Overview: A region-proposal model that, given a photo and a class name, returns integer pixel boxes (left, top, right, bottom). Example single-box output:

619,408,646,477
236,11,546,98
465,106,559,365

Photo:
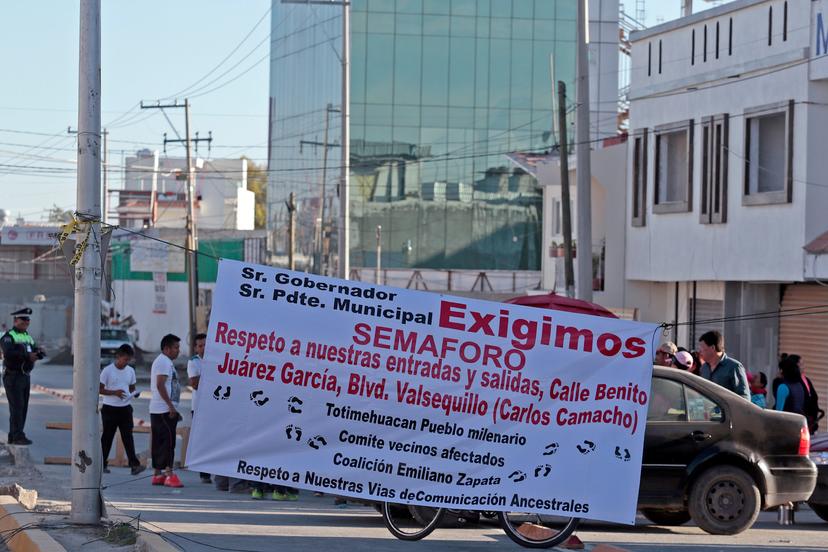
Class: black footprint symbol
543,442,559,456
534,464,552,477
307,435,327,450
213,385,222,400
576,440,596,455
508,470,527,483
74,450,93,473
250,390,269,406
222,386,231,400
288,396,303,414
614,446,630,461
286,425,302,441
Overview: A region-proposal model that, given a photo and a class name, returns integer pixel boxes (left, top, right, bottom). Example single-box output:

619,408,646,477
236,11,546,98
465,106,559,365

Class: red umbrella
505,292,618,319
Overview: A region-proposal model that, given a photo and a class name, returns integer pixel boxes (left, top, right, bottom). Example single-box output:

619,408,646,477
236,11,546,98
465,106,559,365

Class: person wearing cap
671,350,695,372
0,308,43,445
654,341,677,367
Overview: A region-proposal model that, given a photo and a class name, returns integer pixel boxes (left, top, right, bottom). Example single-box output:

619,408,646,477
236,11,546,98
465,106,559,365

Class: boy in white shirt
187,333,211,483
99,344,145,475
149,334,183,488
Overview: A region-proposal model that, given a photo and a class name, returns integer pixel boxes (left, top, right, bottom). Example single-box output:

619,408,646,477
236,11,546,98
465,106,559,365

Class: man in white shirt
187,332,211,483
149,334,183,488
99,344,145,475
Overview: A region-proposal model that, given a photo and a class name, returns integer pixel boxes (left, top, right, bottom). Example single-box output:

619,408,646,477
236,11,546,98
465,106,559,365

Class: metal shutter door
778,284,828,421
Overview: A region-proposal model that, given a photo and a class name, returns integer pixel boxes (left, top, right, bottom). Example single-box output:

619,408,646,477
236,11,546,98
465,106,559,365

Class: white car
100,328,133,366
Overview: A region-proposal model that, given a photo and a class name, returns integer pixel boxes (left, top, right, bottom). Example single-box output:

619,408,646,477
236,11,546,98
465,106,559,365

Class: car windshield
101,329,129,341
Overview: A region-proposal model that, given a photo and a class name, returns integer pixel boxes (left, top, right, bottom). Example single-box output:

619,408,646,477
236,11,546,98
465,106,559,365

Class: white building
627,0,828,402
117,150,255,231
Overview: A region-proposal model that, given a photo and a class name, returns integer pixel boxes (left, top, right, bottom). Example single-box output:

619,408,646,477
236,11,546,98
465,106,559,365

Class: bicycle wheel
381,502,445,541
497,511,580,548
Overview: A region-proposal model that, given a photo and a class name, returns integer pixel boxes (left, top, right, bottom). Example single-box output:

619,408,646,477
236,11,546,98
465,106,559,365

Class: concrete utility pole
576,0,593,302
339,0,351,280
557,81,576,298
102,128,108,225
140,99,207,350
375,225,381,284
681,0,693,17
286,192,296,270
72,0,102,523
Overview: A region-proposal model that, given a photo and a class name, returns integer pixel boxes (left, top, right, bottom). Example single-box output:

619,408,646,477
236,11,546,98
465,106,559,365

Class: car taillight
799,424,810,456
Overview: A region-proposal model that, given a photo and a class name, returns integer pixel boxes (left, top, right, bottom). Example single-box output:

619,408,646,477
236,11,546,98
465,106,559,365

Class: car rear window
648,378,686,421
686,386,724,422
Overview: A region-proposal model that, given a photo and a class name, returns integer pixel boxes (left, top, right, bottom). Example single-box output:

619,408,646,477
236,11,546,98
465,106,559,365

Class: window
783,2,788,41
648,378,686,422
729,18,733,55
686,387,724,422
743,101,794,205
768,6,773,46
658,40,663,74
691,29,695,65
632,129,648,227
715,21,720,59
654,121,693,213
648,42,652,76
701,114,729,224
703,25,708,62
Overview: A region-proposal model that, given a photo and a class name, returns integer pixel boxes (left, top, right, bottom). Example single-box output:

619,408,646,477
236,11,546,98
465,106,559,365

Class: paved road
2,364,827,551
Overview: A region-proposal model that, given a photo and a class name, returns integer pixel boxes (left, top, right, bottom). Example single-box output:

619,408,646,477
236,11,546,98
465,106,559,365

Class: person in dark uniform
0,308,44,445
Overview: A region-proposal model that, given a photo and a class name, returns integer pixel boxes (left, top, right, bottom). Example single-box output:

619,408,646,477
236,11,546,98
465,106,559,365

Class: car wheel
808,502,828,522
688,466,760,535
640,508,691,526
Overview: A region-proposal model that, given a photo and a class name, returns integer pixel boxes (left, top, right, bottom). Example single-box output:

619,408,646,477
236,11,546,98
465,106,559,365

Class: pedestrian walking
187,333,211,483
99,344,145,475
0,307,44,445
697,331,750,401
775,354,808,416
149,334,183,488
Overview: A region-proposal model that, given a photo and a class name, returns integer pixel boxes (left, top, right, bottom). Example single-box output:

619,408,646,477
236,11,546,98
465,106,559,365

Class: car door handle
690,431,712,442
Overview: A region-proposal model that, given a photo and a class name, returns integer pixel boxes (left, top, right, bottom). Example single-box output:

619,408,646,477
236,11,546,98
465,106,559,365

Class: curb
33,383,150,428
0,495,65,552
105,503,178,552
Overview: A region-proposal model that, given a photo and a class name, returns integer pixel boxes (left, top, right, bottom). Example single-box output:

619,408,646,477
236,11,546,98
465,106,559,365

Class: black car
807,432,828,521
638,367,816,534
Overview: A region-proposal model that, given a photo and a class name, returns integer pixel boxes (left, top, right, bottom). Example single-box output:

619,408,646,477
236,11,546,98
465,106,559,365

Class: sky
0,0,729,222
0,1,271,221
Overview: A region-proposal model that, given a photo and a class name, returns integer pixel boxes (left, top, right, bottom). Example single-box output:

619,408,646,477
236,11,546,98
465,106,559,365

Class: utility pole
300,104,339,275
102,128,108,225
576,0,593,302
72,0,102,523
557,82,575,298
140,99,206,350
286,192,296,270
67,127,108,224
375,225,382,284
339,0,351,280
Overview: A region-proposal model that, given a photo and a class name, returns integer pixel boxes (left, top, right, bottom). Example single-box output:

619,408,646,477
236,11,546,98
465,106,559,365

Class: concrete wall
626,0,821,283
111,279,216,355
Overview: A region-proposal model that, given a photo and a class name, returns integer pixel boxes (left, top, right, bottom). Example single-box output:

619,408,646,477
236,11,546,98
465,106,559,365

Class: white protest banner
187,260,658,524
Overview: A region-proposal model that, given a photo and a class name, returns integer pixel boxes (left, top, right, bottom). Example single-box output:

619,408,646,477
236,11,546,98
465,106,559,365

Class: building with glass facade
268,0,618,272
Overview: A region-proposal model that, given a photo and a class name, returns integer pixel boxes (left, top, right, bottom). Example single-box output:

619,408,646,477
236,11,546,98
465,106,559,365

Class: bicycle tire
381,502,445,540
497,511,580,548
